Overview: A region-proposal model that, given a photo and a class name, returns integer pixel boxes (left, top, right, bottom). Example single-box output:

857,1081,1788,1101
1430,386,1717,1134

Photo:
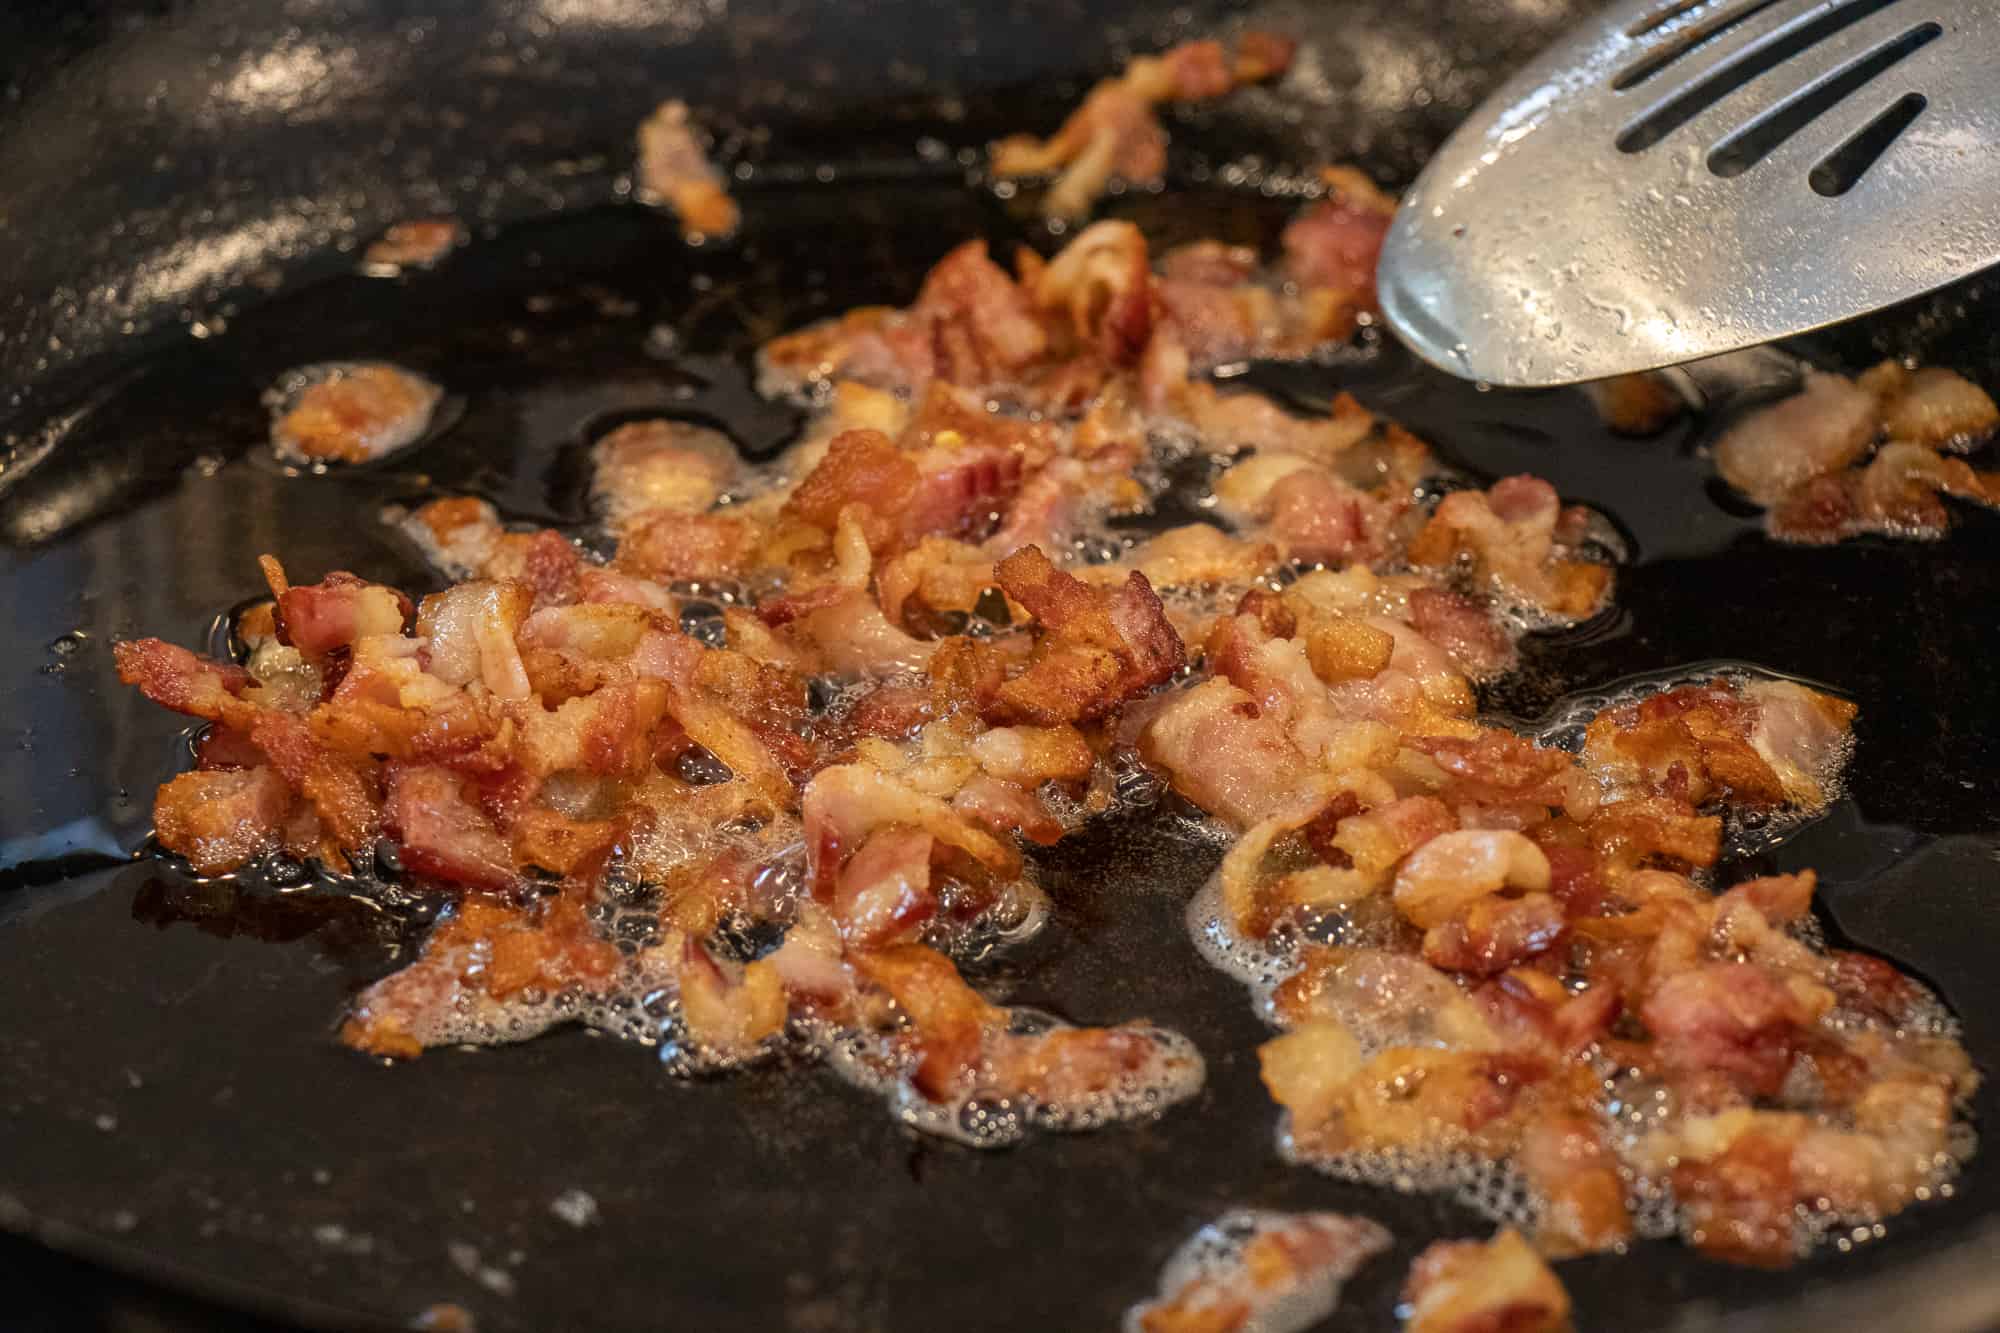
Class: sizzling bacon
1408,477,1611,621
988,545,1184,725
1126,1211,1391,1333
636,99,739,240
990,34,1296,219
1401,1229,1571,1333
269,363,442,465
361,218,465,272
152,767,293,875
117,145,1976,1288
1714,371,1879,505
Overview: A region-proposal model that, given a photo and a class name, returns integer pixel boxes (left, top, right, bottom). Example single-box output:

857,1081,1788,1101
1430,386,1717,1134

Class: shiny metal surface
1376,0,2000,386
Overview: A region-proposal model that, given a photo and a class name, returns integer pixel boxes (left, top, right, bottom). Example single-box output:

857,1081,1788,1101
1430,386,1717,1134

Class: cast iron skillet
2,1,1998,1329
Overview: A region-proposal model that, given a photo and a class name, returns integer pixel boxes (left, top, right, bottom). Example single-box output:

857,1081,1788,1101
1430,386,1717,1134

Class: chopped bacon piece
1713,371,1878,505
1408,477,1611,621
385,764,518,892
1401,1229,1571,1333
1586,370,1685,436
1127,1210,1391,1333
636,99,739,240
1281,198,1390,308
1030,220,1154,365
1516,1113,1633,1257
115,639,253,720
269,363,442,465
918,240,1051,386
1406,587,1512,679
1266,468,1394,564
340,894,621,1058
1639,961,1824,1096
1421,892,1566,976
782,429,919,549
952,773,1065,846
832,825,937,949
678,940,787,1055
276,571,413,660
1392,830,1551,930
591,419,739,522
152,767,292,875
803,764,1019,896
989,545,1184,725
1862,360,1999,449
967,724,1094,787
1665,1111,1809,1267
361,218,465,272
1139,678,1318,827
616,512,755,581
851,943,1004,1099
990,35,1296,220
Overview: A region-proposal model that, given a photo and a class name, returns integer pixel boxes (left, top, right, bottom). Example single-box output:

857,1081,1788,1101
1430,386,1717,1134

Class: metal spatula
1376,0,2000,388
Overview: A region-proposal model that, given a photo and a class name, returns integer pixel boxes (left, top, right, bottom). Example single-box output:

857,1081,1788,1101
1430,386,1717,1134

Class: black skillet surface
3,2,2000,1330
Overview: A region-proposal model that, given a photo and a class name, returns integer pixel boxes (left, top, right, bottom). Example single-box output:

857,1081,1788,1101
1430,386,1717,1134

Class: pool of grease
1,181,1998,1332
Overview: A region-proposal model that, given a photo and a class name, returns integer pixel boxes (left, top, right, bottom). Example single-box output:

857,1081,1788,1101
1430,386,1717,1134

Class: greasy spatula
1375,0,2000,388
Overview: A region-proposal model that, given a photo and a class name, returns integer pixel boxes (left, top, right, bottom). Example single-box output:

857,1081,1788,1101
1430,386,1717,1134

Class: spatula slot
1615,0,1799,89
1809,90,1929,193
1616,0,1910,151
1705,22,1940,176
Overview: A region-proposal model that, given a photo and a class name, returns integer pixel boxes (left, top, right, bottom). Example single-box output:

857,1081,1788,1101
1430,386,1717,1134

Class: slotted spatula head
1376,0,2000,387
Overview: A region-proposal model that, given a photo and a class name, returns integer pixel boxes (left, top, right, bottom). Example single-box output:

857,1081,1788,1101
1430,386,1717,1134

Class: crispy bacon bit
1581,676,1853,811
1407,587,1512,679
1722,361,2000,543
1126,1210,1391,1333
153,767,292,875
1408,477,1611,621
361,218,465,272
1586,370,1685,436
616,512,755,581
990,34,1295,219
386,765,518,892
916,241,1050,387
1421,892,1566,976
269,363,443,465
1392,830,1551,930
990,545,1184,724
851,943,1004,1099
277,571,413,660
1401,1229,1571,1333
1031,220,1154,364
833,825,937,948
636,99,739,240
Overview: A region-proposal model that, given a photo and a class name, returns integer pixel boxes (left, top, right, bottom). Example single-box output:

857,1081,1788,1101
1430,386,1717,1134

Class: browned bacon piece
361,218,465,272
270,363,442,465
385,764,519,892
152,767,293,875
276,571,412,661
636,99,739,241
1400,1229,1572,1333
988,545,1184,725
1638,960,1824,1097
1408,476,1611,621
1126,1211,1391,1333
990,34,1297,220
